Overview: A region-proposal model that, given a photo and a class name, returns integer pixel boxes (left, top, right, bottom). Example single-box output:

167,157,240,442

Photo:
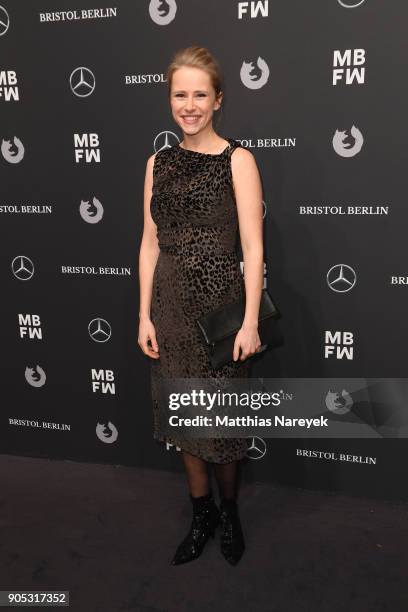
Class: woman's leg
213,459,245,565
181,450,210,496
213,459,238,499
171,451,219,565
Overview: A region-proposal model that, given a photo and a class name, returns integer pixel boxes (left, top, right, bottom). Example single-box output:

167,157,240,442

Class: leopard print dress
149,137,250,463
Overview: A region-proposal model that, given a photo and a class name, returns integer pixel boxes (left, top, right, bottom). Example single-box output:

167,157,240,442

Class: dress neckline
177,137,233,157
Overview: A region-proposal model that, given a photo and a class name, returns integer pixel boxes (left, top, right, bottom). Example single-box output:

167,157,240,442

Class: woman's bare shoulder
231,144,257,170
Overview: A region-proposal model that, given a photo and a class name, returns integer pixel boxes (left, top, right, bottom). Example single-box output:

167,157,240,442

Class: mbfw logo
240,57,270,89
325,331,354,360
325,389,353,414
96,421,118,443
91,369,116,394
88,318,112,343
74,133,100,163
337,0,366,7
25,365,47,388
333,49,366,85
11,255,34,280
154,130,179,152
149,0,177,25
238,1,269,19
327,264,356,293
332,125,363,157
0,6,10,36
1,136,25,163
69,67,95,97
79,197,104,223
0,70,19,101
18,314,42,340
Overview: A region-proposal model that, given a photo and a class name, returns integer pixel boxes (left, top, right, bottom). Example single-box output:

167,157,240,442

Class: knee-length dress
149,137,250,463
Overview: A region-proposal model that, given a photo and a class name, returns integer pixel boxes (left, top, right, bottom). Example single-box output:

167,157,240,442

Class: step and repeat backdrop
1,1,407,500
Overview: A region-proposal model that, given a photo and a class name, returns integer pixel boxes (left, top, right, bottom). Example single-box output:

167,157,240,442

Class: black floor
1,453,407,612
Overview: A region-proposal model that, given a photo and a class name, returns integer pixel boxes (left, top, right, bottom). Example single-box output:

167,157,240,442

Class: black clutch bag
196,288,283,369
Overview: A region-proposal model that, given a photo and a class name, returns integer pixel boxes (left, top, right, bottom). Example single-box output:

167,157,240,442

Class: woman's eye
174,93,206,98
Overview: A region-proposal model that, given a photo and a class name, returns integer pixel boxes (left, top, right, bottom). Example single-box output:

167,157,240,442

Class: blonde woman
138,46,264,565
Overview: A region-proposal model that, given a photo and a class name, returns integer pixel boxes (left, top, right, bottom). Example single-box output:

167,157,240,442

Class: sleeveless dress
149,137,250,463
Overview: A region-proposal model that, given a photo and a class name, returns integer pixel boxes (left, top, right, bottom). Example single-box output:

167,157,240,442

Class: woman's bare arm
138,153,160,322
231,147,264,330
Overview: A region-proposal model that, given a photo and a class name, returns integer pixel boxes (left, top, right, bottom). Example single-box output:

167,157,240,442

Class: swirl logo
240,57,270,90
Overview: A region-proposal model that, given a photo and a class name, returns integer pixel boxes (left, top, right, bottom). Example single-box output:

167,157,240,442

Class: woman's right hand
138,316,160,359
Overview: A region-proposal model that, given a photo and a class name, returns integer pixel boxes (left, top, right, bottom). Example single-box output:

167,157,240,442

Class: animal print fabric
149,137,250,463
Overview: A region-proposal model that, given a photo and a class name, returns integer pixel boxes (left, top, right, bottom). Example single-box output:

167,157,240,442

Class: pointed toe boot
171,491,220,566
219,497,245,565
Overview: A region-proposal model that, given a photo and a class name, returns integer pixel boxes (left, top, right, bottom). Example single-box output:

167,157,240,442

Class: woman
138,46,264,565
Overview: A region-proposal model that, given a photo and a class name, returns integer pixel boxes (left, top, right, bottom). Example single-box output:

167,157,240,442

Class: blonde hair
166,45,224,127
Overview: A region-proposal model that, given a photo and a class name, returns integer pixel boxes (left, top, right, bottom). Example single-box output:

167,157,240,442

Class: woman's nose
184,97,196,111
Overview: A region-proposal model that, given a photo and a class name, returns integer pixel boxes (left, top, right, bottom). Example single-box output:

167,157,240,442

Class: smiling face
169,66,222,136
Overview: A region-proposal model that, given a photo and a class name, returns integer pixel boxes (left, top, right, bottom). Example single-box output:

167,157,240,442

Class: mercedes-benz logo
69,67,96,98
153,130,180,152
246,436,267,460
0,6,10,36
337,0,366,7
327,264,356,293
11,255,34,280
88,317,112,342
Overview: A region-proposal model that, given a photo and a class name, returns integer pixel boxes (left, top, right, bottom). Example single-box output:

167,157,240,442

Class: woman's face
170,66,222,136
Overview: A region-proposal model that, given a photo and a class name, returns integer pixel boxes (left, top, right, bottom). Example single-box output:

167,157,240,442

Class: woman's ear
214,91,223,111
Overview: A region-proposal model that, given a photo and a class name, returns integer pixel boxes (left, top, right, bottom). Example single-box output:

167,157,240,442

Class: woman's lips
181,116,201,124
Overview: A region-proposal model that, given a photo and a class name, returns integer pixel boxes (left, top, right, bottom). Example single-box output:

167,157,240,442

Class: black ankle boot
219,497,245,565
171,491,220,565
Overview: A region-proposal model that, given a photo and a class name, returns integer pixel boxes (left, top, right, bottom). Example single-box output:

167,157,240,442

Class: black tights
181,450,238,500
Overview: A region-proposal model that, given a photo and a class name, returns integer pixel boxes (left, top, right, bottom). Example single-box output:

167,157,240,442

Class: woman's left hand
233,323,262,361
